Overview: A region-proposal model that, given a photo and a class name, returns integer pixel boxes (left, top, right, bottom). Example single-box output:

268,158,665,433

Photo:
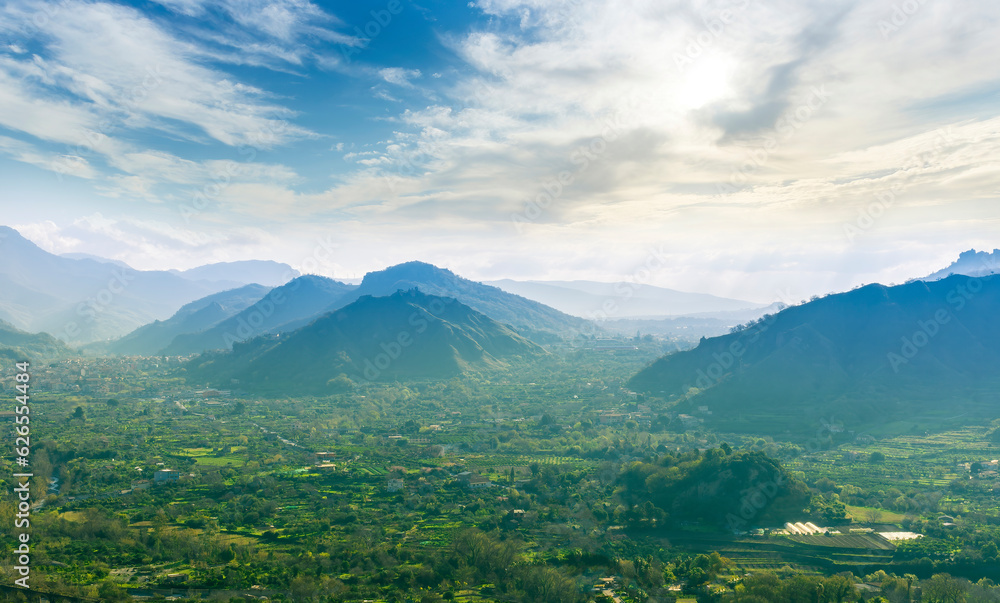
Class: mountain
172,260,300,287
486,279,765,318
0,226,256,344
921,249,1000,281
59,253,133,269
107,284,272,356
0,320,74,361
325,262,594,342
629,275,1000,433
161,275,356,355
184,289,546,393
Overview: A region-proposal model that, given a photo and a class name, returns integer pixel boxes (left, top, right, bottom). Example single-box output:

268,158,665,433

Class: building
387,478,404,492
154,469,181,484
455,471,492,489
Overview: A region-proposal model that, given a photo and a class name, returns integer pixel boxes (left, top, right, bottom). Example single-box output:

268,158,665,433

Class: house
467,475,492,489
598,413,626,425
154,469,181,484
387,478,404,492
455,471,492,489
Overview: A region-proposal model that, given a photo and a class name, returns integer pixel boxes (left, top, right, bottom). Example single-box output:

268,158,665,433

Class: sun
677,55,733,109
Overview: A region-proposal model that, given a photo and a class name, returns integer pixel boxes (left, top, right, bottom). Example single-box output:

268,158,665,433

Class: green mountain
161,275,356,355
184,289,546,393
0,320,74,361
629,274,1000,433
319,261,595,342
107,284,272,356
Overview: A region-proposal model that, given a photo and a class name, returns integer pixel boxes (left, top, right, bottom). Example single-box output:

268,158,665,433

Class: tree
97,580,129,602
73,406,86,420
923,573,969,603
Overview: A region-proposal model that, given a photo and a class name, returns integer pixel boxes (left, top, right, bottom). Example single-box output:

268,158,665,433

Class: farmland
4,352,1000,602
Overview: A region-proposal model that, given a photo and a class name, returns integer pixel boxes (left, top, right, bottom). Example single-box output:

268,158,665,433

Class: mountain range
486,279,765,318
112,261,596,355
629,274,1000,433
184,289,546,392
327,262,593,342
160,275,357,355
0,226,299,344
106,284,273,356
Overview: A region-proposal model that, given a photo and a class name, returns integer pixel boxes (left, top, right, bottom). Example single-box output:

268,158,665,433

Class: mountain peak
922,248,1000,281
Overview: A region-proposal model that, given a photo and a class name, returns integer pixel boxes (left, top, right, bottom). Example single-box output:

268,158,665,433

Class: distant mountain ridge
629,274,1000,432
329,262,594,342
185,289,546,392
486,279,765,318
161,275,356,355
921,249,1000,281
171,260,300,287
0,226,243,344
108,262,597,356
107,284,272,356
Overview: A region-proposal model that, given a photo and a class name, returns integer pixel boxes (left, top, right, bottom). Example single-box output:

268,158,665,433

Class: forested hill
0,320,74,361
629,274,1000,431
184,289,547,393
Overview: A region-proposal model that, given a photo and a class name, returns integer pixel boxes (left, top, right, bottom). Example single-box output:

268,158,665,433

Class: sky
0,0,998,303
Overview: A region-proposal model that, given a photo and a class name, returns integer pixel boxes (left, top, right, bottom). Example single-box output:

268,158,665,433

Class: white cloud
380,67,422,87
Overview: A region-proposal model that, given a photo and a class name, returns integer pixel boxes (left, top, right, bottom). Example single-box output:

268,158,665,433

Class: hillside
629,274,1000,432
324,262,594,342
0,226,253,343
161,275,357,355
184,289,547,393
107,284,272,356
0,320,74,361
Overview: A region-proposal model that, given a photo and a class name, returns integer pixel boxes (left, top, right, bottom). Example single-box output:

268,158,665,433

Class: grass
843,505,907,524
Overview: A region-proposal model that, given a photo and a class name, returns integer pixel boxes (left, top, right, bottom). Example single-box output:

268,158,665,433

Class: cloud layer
2,0,998,301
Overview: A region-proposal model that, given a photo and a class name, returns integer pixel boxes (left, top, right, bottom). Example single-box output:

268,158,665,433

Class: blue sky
1,0,998,302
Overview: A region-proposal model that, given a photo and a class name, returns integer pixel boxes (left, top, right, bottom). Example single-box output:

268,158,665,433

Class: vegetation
5,304,1000,601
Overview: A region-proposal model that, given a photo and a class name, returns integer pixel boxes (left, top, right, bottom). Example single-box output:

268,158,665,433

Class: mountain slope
629,275,1000,432
162,275,356,355
108,284,272,356
184,289,546,393
0,226,248,343
0,320,75,361
486,279,764,318
323,262,594,341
